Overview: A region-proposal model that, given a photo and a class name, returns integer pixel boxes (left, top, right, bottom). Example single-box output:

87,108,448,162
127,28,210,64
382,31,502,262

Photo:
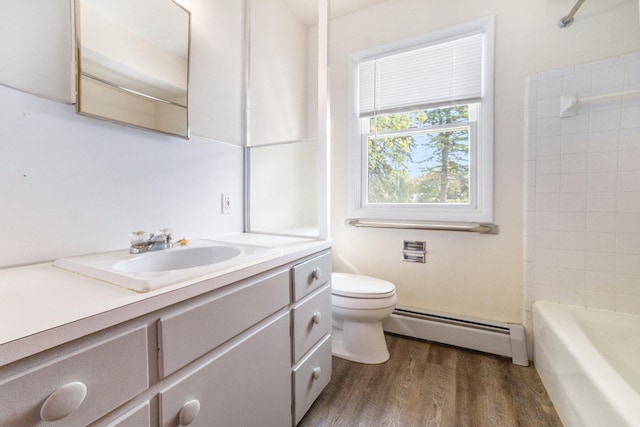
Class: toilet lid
331,273,396,298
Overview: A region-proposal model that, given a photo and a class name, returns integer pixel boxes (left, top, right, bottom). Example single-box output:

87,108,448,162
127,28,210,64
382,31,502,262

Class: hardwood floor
298,334,562,427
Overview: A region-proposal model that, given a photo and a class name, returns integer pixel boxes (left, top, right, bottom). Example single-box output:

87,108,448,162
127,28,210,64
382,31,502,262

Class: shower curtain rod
558,0,587,28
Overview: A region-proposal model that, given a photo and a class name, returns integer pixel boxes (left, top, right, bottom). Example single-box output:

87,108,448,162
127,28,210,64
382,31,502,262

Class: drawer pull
179,399,201,426
312,366,322,380
311,267,322,281
312,312,322,325
40,381,87,422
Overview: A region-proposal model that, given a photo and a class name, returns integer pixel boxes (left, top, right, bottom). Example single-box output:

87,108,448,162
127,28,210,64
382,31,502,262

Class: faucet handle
130,231,148,246
157,228,173,243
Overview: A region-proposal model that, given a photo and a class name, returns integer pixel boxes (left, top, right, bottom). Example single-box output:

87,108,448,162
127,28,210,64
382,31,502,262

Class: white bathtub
534,302,640,427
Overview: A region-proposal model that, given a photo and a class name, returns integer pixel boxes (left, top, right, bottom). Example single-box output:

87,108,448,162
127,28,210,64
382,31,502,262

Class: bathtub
534,302,640,427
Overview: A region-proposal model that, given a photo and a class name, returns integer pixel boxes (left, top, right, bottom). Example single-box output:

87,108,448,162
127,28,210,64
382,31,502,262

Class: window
349,17,495,223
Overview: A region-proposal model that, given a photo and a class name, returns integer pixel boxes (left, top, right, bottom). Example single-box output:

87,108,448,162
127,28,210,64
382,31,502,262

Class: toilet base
331,321,390,364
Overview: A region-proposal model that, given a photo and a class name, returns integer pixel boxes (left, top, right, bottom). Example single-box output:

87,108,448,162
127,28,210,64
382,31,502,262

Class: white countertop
0,233,332,365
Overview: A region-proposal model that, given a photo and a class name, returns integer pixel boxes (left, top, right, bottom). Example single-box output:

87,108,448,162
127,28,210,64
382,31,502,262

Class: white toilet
331,273,397,364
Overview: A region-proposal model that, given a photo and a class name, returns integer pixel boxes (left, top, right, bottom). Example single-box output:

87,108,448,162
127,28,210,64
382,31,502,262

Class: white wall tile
587,151,618,173
586,232,616,252
616,191,640,212
590,109,622,132
526,53,640,317
563,72,592,94
616,212,640,234
619,128,640,151
586,271,616,292
588,130,619,152
561,133,588,154
621,105,640,128
587,172,617,192
536,156,561,174
616,233,640,254
585,291,616,310
586,212,616,232
558,230,586,250
619,150,640,171
536,174,561,193
618,171,640,192
586,192,617,212
561,114,589,135
560,173,587,192
559,249,586,269
592,64,626,92
559,212,586,231
561,153,588,173
559,192,586,212
586,251,616,272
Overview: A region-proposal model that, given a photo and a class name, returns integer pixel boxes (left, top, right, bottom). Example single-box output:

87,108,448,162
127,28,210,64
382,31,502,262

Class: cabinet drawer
0,326,148,427
292,251,331,301
104,401,150,427
292,284,331,362
158,269,289,377
292,335,332,425
159,312,291,427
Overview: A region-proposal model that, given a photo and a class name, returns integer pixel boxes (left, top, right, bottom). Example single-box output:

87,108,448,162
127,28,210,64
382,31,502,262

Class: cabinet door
159,312,291,427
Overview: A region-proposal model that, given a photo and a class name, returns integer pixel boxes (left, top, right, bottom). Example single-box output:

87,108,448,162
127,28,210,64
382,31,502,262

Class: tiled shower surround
524,52,640,342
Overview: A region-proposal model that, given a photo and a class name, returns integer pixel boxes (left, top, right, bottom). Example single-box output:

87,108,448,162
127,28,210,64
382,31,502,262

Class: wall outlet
221,193,231,214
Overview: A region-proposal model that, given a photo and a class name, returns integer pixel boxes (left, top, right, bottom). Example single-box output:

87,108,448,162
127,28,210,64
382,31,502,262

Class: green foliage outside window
367,105,471,205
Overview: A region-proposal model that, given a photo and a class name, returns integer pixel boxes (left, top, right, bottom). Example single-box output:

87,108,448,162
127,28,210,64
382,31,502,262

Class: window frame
348,16,495,223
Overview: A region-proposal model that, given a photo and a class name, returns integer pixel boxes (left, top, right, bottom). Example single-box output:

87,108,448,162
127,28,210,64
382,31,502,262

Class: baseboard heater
383,306,529,366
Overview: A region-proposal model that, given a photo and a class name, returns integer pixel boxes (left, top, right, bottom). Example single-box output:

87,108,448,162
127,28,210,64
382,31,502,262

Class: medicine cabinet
74,0,190,138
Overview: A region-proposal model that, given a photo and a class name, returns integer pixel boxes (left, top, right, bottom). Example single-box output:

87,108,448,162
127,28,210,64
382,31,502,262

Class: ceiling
283,0,389,26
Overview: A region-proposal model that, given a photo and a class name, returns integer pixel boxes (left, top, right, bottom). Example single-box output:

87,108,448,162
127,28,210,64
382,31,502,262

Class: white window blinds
358,33,483,118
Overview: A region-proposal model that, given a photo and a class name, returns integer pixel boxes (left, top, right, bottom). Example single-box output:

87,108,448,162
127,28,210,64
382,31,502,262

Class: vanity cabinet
0,248,332,427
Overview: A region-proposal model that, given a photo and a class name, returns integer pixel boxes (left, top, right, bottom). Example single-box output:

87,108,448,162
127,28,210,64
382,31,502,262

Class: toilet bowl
331,273,397,364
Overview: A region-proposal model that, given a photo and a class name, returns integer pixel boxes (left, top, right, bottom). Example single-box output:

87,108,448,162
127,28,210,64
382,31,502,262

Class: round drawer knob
312,366,322,380
312,312,322,324
179,399,201,426
40,381,87,422
311,267,322,280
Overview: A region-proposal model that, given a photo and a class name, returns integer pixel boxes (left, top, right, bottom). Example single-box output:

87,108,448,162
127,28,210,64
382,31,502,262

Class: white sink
114,245,242,273
53,240,280,292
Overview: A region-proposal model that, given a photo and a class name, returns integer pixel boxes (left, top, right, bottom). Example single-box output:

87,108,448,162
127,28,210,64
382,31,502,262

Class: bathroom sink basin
114,245,242,273
53,240,280,292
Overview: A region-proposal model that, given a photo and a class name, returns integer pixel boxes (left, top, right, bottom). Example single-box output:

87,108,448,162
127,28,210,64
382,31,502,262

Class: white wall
524,53,640,340
329,0,640,323
0,0,245,268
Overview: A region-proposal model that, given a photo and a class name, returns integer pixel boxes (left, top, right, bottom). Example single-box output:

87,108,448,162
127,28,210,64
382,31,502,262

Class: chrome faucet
129,229,173,254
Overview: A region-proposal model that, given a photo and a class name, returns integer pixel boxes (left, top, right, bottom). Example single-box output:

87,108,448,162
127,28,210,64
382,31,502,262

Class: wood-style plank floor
298,334,562,427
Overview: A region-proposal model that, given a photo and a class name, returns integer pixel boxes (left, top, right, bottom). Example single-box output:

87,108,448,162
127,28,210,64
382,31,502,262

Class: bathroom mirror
74,0,190,138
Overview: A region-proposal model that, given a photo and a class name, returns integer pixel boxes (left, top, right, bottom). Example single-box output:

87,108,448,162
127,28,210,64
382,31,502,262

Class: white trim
348,16,495,223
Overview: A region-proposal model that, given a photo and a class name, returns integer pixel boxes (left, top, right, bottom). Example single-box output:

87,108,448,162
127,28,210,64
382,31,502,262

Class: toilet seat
332,273,396,299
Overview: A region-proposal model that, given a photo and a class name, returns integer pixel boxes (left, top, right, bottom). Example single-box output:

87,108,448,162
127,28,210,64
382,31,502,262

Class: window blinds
358,33,483,118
